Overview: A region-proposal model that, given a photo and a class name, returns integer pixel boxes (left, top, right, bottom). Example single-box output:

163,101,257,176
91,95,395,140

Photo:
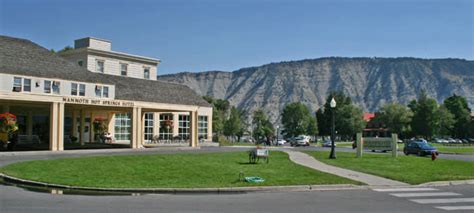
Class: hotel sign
62,97,134,107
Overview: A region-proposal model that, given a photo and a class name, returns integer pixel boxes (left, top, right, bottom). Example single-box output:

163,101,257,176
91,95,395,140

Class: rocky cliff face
158,57,474,123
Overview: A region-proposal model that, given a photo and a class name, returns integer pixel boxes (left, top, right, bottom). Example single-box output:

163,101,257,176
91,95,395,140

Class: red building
363,112,390,137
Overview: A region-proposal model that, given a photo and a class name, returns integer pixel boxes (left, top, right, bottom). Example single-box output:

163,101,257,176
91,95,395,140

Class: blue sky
0,0,472,75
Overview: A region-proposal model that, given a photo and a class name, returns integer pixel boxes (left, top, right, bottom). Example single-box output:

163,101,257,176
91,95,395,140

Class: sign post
391,133,398,158
356,133,363,158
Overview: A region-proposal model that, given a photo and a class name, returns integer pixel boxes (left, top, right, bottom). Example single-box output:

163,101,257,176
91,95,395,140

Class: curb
417,179,474,187
2,173,473,194
0,173,366,194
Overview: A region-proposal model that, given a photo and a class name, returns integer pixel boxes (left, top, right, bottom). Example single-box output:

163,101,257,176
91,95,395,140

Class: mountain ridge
158,57,474,123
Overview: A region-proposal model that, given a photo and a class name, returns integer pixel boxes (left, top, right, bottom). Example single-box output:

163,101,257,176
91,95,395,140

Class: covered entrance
1,99,202,151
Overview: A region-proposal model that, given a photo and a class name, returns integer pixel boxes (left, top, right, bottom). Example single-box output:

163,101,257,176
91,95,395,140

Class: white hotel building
0,36,213,151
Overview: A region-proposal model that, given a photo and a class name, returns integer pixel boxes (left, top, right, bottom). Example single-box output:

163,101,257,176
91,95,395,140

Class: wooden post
391,133,398,158
356,133,363,158
49,102,58,151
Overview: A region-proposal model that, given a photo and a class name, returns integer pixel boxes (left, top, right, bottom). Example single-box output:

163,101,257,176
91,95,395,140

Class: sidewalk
282,149,409,186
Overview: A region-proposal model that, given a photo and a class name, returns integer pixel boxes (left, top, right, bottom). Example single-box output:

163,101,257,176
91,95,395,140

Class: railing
18,135,41,144
144,135,190,145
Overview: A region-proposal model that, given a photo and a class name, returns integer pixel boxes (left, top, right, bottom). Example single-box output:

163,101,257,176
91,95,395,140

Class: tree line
204,91,473,143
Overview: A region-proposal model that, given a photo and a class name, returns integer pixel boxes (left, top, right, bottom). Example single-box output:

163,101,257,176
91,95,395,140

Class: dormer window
121,63,128,76
71,83,86,96
44,80,51,93
95,85,102,97
12,77,22,92
79,84,86,96
52,81,60,94
96,60,104,73
24,79,31,92
144,67,150,79
95,85,109,98
103,86,109,98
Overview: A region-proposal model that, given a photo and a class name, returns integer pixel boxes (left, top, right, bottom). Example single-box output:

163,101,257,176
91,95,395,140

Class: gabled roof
0,35,210,107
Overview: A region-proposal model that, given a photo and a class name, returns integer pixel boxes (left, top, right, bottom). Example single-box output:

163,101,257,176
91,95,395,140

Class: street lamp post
329,97,337,159
276,125,279,146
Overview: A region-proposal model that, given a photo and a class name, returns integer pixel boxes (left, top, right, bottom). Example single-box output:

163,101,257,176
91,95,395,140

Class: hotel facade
0,36,213,151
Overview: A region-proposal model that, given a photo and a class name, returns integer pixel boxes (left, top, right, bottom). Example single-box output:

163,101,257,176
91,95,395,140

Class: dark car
403,141,439,156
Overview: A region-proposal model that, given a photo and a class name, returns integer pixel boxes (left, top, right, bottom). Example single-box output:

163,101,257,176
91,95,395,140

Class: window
52,81,60,94
159,114,173,140
44,80,51,93
103,86,109,98
96,60,104,73
198,116,208,140
12,77,22,92
120,63,127,76
23,78,31,92
95,85,109,97
79,84,86,96
144,67,150,79
95,85,102,97
178,115,190,139
78,61,83,67
144,113,154,142
71,83,78,96
114,113,131,141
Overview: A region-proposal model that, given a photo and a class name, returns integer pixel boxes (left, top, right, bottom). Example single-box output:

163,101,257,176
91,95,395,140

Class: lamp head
330,97,337,108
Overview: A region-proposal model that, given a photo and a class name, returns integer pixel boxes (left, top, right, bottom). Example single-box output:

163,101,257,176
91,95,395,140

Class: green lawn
305,151,474,184
0,151,360,188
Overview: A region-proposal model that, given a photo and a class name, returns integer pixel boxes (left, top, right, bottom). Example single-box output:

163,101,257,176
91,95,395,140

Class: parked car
290,135,310,146
276,139,287,145
322,140,335,147
403,141,439,156
433,138,448,144
446,138,462,144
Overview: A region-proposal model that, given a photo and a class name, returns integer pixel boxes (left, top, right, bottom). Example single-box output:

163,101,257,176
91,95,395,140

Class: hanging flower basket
0,113,18,143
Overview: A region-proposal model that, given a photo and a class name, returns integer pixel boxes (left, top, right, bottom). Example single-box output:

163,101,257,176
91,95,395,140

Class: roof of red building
363,112,375,122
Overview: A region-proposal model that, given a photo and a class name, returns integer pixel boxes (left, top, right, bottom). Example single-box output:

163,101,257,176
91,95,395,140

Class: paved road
1,183,473,212
293,146,474,162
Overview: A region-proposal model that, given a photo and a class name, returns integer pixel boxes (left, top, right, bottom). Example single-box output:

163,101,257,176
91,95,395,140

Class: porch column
108,112,115,135
208,111,213,142
80,109,85,145
141,111,145,146
173,112,179,138
26,111,33,138
190,111,198,147
153,112,160,139
131,107,142,149
49,102,64,151
57,103,64,151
